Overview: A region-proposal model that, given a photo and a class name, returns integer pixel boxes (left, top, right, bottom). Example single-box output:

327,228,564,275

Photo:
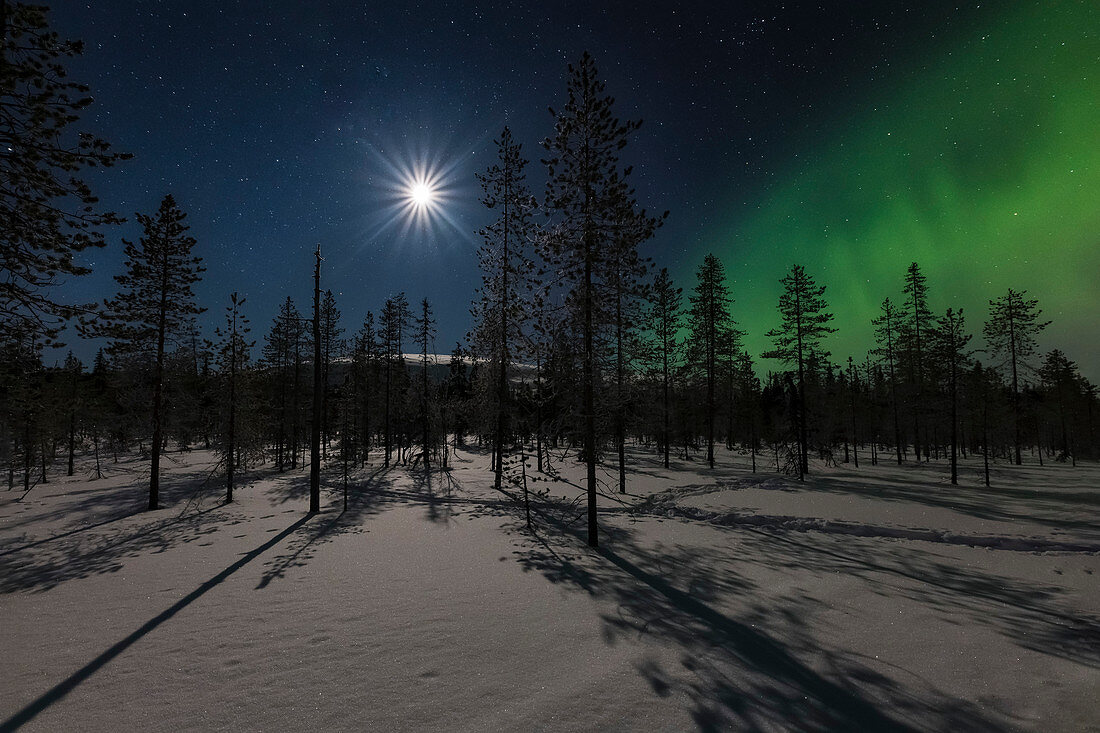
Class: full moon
410,182,434,207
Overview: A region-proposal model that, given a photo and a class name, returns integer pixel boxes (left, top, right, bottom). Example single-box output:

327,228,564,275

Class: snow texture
2,447,1098,731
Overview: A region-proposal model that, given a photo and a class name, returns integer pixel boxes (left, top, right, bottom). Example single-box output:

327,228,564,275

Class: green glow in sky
703,2,1098,378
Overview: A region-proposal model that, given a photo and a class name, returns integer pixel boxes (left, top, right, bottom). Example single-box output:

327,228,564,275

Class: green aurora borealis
699,2,1098,378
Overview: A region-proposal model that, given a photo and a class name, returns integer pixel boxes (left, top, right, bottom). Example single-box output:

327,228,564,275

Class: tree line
2,7,1097,548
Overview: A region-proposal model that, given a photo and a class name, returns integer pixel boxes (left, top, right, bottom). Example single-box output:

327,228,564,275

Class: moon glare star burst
361,140,474,252
409,182,435,208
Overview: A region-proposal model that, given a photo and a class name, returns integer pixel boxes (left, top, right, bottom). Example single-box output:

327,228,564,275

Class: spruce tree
214,292,253,502
931,308,972,484
0,2,129,342
104,195,204,510
62,352,81,476
983,288,1049,465
1039,350,1076,463
319,290,343,457
686,254,737,469
900,263,933,460
415,298,436,469
646,268,682,469
380,293,410,466
309,246,321,512
762,264,835,479
472,126,535,491
540,52,661,546
607,220,651,492
262,298,298,471
871,297,904,464
352,312,378,465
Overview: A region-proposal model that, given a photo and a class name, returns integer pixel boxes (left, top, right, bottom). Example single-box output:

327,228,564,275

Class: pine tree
931,308,972,484
262,297,302,471
983,288,1049,465
214,292,253,502
607,219,651,492
900,263,933,460
103,195,204,510
442,342,470,460
319,289,343,458
380,293,410,467
871,297,904,464
0,2,129,342
686,254,738,469
415,298,436,469
62,351,81,476
309,246,322,513
352,312,378,465
845,356,860,469
1039,350,1077,463
762,264,835,479
472,126,535,491
540,52,662,545
646,268,682,469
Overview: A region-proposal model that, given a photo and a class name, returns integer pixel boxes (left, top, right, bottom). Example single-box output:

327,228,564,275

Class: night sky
51,1,1098,377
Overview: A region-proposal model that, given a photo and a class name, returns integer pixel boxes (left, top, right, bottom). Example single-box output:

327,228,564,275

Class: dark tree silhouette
762,264,835,480
319,290,343,458
472,126,535,491
0,2,129,343
379,293,410,466
309,245,321,513
214,292,253,502
646,268,682,469
686,254,736,469
262,297,305,471
900,263,933,460
103,195,204,510
540,52,660,546
983,288,1049,465
871,297,904,464
931,307,971,484
415,297,436,469
1039,349,1077,464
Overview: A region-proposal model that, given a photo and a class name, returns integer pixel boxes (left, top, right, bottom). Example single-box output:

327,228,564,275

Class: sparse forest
4,4,1099,732
1,22,1097,542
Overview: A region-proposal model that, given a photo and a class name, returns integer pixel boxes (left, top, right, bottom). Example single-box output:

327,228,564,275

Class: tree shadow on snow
0,458,243,594
1,513,311,731
501,493,1030,732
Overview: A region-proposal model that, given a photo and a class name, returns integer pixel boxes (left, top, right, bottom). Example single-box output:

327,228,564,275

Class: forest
4,5,1099,731
2,8,1097,552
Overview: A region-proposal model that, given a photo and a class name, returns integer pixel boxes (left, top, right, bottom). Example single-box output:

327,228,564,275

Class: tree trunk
310,246,322,513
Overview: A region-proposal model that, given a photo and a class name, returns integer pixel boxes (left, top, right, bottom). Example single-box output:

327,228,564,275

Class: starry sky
51,1,1098,378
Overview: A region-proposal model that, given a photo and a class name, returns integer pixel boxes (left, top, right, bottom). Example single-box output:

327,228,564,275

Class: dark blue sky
51,1,1026,364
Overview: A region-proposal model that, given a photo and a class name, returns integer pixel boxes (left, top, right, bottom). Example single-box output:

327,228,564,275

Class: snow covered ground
2,446,1097,731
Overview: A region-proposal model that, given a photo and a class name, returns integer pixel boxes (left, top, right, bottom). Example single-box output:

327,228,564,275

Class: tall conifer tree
984,288,1049,465
686,254,737,469
0,2,129,342
104,195,204,509
647,268,682,469
540,52,660,546
762,264,835,479
472,127,535,490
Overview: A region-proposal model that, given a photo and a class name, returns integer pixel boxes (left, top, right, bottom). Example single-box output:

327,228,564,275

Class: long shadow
0,503,240,594
0,453,222,538
0,512,143,559
648,457,1100,541
705,516,1100,670
636,500,1100,554
0,515,311,732
256,465,397,588
502,491,1024,731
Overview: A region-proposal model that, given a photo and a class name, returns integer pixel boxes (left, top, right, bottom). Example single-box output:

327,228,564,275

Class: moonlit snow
2,448,1097,731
